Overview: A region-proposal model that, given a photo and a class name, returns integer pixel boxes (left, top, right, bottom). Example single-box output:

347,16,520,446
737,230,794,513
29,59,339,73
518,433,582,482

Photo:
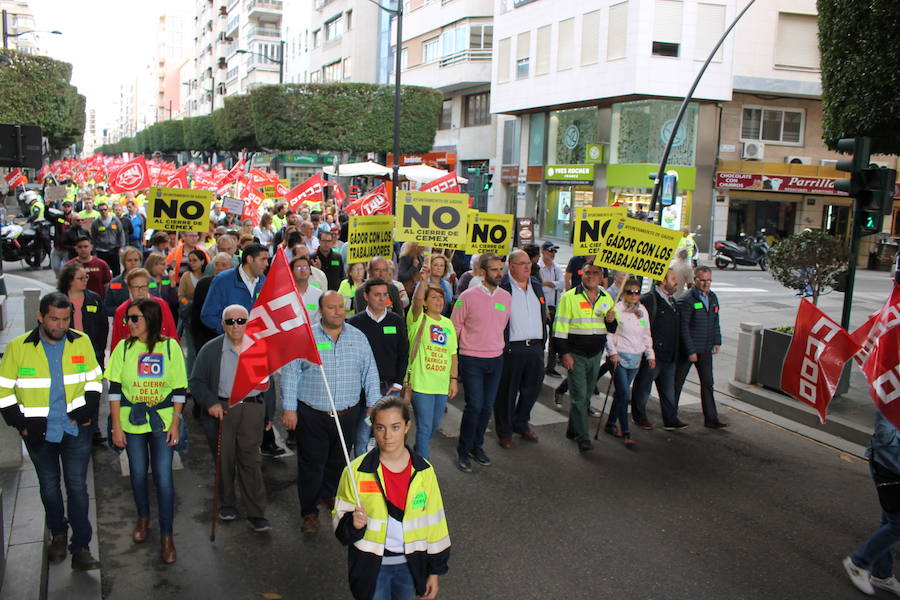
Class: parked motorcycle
713,230,769,270
1,217,50,269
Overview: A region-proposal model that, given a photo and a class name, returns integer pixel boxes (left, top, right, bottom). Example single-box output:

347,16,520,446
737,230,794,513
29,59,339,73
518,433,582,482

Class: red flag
331,182,347,207
239,179,265,225
108,156,150,193
419,171,460,194
218,158,246,186
859,284,900,427
285,173,326,212
229,249,322,406
37,163,49,184
165,165,190,189
4,168,26,188
780,299,861,423
345,183,391,216
249,168,279,187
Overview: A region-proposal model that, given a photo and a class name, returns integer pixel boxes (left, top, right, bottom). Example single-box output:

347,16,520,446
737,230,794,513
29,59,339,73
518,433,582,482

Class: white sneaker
872,575,900,596
843,556,874,595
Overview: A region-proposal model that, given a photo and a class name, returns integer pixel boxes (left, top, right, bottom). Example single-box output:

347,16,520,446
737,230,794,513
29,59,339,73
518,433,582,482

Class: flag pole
318,363,362,507
210,416,224,542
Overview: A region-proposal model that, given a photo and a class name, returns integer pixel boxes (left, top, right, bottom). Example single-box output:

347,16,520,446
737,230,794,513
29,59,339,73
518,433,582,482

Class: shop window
464,92,491,127
502,119,520,165
528,112,546,166
548,107,598,165
323,60,342,82
741,106,804,145
610,99,698,166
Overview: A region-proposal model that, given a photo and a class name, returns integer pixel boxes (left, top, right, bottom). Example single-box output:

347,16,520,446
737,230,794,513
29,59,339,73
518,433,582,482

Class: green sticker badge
383,326,397,334
18,367,36,377
693,302,703,309
639,319,647,327
494,303,506,311
317,341,334,351
75,364,88,373
412,491,427,509
455,299,463,307
331,260,340,266
306,304,317,311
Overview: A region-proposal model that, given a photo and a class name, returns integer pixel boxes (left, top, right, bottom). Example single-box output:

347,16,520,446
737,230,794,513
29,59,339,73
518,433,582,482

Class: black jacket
189,276,218,354
677,287,722,356
70,289,108,368
640,288,680,363
499,273,548,346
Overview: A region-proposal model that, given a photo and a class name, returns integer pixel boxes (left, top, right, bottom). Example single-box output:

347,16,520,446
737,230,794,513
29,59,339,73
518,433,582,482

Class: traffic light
834,137,872,197
482,173,493,192
857,165,897,234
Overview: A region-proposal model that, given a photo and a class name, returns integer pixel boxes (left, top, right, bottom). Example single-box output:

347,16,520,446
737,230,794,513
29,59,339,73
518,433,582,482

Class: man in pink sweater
451,253,510,473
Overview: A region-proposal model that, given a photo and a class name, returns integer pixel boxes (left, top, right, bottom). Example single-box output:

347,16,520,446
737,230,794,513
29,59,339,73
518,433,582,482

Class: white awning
398,164,468,185
323,161,392,178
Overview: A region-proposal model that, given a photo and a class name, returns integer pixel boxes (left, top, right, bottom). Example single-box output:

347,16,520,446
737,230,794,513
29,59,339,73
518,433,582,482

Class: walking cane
210,416,224,542
593,362,617,440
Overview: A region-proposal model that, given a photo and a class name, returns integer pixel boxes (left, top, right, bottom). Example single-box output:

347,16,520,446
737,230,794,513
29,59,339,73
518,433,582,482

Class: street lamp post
1,10,62,49
236,40,285,84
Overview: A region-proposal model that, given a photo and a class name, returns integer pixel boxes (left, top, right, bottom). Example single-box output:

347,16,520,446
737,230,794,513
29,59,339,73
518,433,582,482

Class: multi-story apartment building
0,0,46,55
305,0,385,84
489,0,899,262
398,0,496,209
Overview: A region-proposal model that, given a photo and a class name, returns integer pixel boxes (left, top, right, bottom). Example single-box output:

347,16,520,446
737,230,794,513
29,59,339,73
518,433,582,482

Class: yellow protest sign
347,215,394,264
576,207,682,279
466,212,514,255
146,187,213,233
394,191,469,250
263,179,290,199
573,207,628,256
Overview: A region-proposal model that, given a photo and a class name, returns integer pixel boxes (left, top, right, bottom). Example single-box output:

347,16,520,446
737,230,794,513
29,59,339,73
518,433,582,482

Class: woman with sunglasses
110,268,179,352
603,278,655,447
106,297,187,564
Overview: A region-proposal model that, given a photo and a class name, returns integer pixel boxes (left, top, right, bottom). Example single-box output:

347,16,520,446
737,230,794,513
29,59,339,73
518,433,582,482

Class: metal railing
247,0,283,12
439,48,492,67
247,26,280,38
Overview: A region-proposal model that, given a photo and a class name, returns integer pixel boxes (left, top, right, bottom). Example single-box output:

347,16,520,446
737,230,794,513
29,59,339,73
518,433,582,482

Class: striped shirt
280,322,381,412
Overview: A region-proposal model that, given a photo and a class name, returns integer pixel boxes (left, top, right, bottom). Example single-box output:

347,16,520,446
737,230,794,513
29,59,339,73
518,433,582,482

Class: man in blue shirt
281,291,381,533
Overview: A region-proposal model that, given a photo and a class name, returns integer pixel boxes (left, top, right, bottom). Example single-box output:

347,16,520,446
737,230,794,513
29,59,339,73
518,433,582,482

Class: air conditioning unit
820,159,838,167
785,156,811,165
741,141,764,160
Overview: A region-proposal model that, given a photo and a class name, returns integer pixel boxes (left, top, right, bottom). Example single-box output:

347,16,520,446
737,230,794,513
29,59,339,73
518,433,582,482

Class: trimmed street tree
818,1,900,154
767,229,849,305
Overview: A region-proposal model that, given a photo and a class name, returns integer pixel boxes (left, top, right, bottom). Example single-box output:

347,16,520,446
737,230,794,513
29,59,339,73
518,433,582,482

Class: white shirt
304,235,320,255
238,265,258,299
365,306,388,323
508,279,544,341
539,260,564,307
299,284,323,325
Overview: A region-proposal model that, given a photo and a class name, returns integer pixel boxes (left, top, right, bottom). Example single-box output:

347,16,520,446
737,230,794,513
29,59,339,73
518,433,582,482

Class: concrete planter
758,327,850,396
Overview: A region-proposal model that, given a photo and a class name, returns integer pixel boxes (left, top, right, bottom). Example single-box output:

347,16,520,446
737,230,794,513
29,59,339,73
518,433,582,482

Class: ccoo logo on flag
118,165,144,190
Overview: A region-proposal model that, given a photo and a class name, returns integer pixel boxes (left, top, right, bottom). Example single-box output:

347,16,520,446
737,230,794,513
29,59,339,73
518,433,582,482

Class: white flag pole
318,363,362,507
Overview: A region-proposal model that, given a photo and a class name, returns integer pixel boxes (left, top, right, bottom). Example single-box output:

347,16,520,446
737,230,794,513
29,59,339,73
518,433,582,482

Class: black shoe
456,455,473,473
704,420,728,429
468,448,491,466
565,430,577,440
260,442,286,457
218,506,238,521
71,548,101,571
545,367,561,377
588,406,602,418
92,432,107,447
247,517,271,532
285,430,297,449
578,440,594,453
664,421,690,431
48,533,67,563
554,390,564,409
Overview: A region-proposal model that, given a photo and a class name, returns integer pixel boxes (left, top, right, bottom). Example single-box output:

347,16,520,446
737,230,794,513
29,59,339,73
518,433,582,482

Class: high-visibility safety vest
334,448,451,600
29,200,44,221
0,328,102,420
553,284,617,338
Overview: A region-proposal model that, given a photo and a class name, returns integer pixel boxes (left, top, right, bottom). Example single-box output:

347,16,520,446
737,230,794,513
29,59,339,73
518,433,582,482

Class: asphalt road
3,258,892,600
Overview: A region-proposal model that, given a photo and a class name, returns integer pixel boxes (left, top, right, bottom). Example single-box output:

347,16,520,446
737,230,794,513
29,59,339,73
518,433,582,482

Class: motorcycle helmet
20,190,39,204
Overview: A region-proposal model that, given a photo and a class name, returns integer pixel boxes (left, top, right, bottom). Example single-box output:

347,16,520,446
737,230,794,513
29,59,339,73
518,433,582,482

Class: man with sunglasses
553,260,617,452
190,304,273,532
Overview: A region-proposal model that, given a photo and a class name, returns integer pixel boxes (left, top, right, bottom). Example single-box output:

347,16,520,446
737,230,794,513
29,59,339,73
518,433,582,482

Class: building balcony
247,26,281,39
247,0,283,20
226,15,239,36
402,52,491,94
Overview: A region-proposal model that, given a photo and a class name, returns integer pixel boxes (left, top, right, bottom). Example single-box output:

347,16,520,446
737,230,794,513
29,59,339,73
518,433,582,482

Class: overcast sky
29,0,182,129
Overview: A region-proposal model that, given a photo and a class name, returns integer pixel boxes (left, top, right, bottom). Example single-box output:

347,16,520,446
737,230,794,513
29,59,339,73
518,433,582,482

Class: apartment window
309,69,322,82
535,25,550,76
581,11,600,65
498,37,511,83
312,29,320,48
439,100,452,129
502,119,521,165
695,3,725,61
400,48,408,71
464,92,490,127
324,14,343,41
516,31,530,79
557,18,574,70
775,13,819,70
652,0,682,57
424,38,440,63
323,60,342,82
345,10,352,31
741,106,804,145
343,57,352,79
441,24,468,57
470,24,493,50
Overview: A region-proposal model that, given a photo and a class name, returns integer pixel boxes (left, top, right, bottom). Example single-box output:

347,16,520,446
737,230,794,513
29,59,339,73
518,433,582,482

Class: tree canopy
0,49,86,151
767,229,849,305
818,0,900,154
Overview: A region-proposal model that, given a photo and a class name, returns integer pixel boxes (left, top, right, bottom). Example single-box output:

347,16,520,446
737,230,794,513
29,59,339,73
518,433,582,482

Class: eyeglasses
294,265,310,271
545,248,558,253
125,314,143,323
696,278,712,283
74,275,89,281
224,318,248,326
624,290,641,295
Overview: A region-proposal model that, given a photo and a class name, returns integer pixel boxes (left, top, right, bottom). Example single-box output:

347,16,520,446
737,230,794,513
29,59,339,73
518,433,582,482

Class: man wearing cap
48,200,76,275
539,241,565,376
90,200,125,277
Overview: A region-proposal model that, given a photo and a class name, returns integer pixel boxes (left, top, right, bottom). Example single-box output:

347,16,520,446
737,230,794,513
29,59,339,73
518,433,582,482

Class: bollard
22,288,41,332
734,322,763,384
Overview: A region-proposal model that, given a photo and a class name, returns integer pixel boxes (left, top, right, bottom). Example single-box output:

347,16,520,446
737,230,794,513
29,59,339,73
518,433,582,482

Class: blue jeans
608,365,639,435
457,354,504,457
24,424,93,553
852,464,900,579
125,430,175,536
411,392,448,461
373,562,415,600
631,359,679,426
